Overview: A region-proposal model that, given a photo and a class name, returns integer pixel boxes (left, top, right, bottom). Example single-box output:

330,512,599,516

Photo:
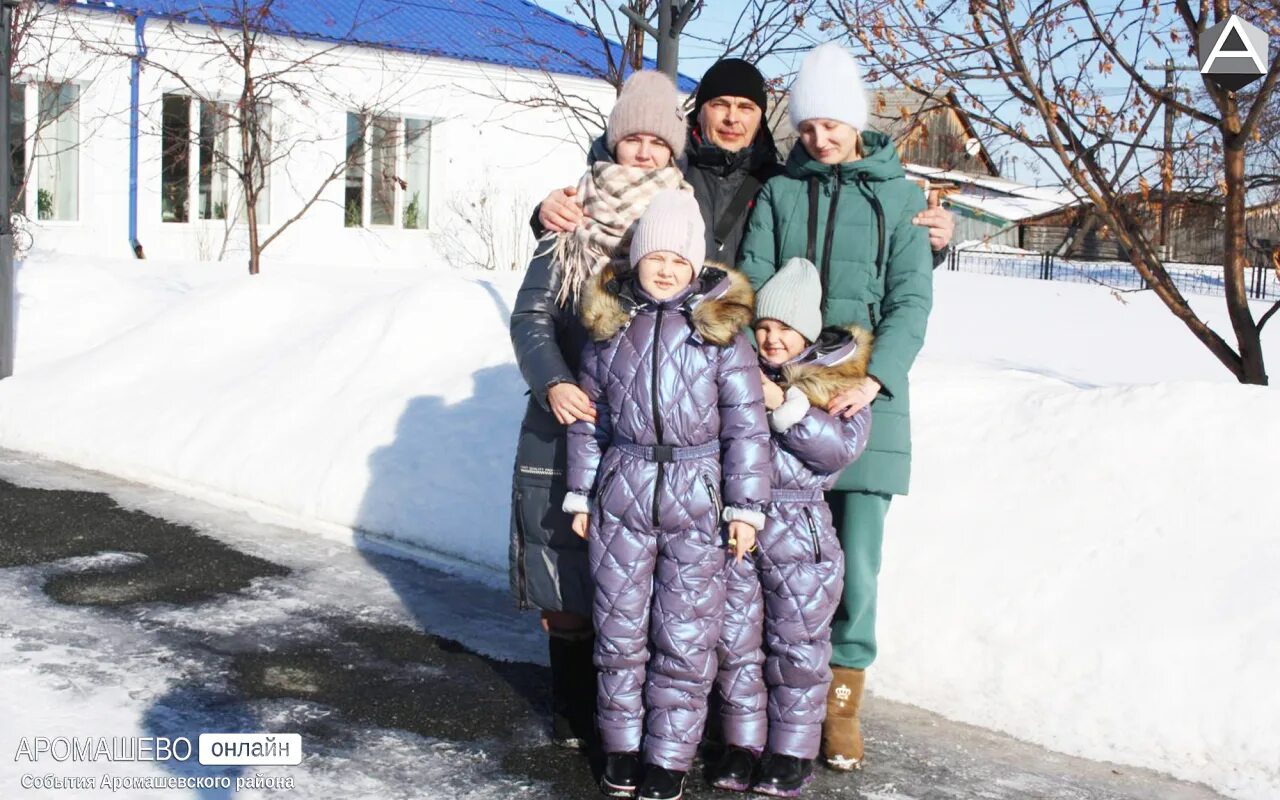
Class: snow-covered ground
1,250,1277,799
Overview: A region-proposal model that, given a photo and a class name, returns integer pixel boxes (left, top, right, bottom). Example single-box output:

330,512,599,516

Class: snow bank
2,253,1278,799
1,252,529,574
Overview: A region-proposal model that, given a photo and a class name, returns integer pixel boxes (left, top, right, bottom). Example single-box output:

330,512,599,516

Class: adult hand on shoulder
913,193,955,251
727,521,756,564
538,186,584,233
548,382,597,425
760,370,785,411
827,376,881,419
572,513,590,540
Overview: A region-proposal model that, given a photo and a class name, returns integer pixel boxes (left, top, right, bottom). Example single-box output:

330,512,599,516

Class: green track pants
826,490,893,670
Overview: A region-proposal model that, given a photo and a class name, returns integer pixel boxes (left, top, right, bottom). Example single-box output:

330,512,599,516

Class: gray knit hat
607,70,688,155
755,257,824,342
788,42,868,130
629,190,706,274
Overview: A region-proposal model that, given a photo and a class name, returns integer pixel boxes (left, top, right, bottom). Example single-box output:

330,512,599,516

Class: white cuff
723,506,766,530
562,492,590,515
769,387,811,433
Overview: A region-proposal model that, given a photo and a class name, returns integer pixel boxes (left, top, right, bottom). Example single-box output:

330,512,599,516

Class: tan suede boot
822,667,866,771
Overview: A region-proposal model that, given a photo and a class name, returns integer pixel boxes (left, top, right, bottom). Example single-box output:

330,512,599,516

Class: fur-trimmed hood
769,324,874,408
580,261,755,346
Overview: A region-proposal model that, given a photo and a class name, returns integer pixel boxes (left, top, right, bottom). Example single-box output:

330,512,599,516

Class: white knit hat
629,190,706,275
755,257,824,342
788,42,868,130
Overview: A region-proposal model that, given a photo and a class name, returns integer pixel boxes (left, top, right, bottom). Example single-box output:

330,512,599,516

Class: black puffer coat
508,236,594,616
683,116,785,263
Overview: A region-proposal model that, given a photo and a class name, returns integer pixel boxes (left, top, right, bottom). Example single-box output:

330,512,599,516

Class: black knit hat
694,58,768,114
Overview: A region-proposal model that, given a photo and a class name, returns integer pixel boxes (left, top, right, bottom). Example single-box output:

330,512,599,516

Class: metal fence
944,249,1280,301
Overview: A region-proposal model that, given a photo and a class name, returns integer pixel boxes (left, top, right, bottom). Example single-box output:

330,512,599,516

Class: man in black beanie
536,58,954,265
681,58,784,262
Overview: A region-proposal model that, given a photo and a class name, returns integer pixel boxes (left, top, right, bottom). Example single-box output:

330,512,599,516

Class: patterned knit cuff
562,492,590,515
723,506,766,530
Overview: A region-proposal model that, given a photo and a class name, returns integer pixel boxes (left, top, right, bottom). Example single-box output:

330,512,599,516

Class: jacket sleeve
770,390,872,475
563,339,612,513
736,181,779,292
528,205,547,238
510,243,574,412
869,188,934,399
717,333,771,524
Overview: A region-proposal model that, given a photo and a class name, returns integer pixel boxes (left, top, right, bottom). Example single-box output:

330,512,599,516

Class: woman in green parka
738,42,933,773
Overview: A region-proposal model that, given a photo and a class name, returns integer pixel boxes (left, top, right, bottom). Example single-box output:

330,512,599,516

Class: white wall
19,8,618,269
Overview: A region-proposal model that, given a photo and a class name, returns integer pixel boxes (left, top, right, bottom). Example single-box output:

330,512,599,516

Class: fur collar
778,324,874,408
580,261,755,346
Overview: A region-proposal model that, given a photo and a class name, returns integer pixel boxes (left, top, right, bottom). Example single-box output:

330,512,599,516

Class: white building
14,0,681,269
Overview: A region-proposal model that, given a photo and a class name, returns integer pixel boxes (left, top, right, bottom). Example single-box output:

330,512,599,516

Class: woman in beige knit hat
508,69,699,762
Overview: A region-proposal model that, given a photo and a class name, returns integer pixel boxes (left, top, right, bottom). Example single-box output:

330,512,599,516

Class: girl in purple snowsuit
564,190,771,800
713,257,874,797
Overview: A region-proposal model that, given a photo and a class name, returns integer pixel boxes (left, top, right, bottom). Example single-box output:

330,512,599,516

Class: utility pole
1144,59,1197,260
1,0,19,380
619,0,697,81
1159,59,1175,256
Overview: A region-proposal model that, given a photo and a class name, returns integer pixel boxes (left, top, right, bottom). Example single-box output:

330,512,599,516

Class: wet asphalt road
0,452,1229,800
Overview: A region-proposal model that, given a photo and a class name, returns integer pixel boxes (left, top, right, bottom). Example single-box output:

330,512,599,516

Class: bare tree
824,0,1280,384
476,0,814,149
432,177,536,271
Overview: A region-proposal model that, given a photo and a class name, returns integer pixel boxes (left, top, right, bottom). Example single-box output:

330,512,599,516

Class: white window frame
344,112,434,231
28,81,84,225
161,92,271,227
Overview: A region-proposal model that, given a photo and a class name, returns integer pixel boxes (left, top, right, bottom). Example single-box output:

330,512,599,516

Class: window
343,112,432,229
248,102,271,226
161,94,190,222
344,113,364,228
403,118,431,230
8,85,25,214
35,83,79,221
370,115,396,226
163,94,267,225
197,100,229,220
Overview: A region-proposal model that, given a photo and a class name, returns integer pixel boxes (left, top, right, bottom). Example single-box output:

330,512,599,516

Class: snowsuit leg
827,490,892,670
759,501,846,758
590,460,660,756
715,553,766,752
643,461,729,771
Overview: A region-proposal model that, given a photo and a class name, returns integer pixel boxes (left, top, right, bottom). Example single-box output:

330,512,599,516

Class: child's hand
727,521,756,563
571,513,590,540
759,370,785,411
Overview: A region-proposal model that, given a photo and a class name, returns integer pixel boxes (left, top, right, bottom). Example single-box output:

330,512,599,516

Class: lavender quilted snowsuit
717,325,873,760
565,264,771,770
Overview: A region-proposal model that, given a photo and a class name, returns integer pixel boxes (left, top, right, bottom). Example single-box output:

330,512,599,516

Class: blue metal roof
71,0,698,91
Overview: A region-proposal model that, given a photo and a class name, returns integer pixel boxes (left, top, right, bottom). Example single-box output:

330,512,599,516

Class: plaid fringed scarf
553,162,691,308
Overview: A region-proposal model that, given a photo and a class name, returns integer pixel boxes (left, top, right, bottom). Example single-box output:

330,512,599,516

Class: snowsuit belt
770,488,826,503
612,440,721,463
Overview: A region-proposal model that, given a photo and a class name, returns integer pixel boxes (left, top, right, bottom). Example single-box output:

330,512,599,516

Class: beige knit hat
629,190,706,275
607,71,687,155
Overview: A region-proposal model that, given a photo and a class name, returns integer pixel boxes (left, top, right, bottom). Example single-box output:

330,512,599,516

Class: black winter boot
709,745,756,792
600,752,642,797
638,766,686,800
549,635,596,750
752,754,815,797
